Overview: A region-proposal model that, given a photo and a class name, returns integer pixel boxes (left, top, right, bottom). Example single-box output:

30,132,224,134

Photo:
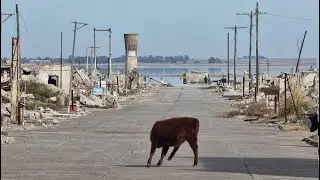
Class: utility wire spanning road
1,85,318,180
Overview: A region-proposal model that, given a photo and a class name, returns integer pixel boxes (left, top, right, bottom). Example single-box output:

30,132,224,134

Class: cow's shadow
116,164,190,168
116,156,318,178
177,156,319,178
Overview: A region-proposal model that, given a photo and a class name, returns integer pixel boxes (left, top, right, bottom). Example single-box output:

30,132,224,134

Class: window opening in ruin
48,75,59,86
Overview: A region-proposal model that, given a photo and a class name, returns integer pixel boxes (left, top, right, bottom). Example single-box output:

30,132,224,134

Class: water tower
124,33,138,75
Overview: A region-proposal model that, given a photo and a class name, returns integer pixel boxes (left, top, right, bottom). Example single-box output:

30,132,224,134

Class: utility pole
11,38,20,124
93,28,112,75
295,30,307,74
236,8,267,94
60,31,63,89
86,46,90,72
108,28,112,77
225,25,248,90
236,11,253,93
15,4,21,80
14,4,22,125
68,21,88,113
255,1,259,102
227,32,230,83
87,46,100,73
267,58,270,74
89,46,100,86
93,28,96,70
254,1,267,102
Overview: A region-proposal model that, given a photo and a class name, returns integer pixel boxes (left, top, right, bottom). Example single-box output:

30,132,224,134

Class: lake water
90,63,317,85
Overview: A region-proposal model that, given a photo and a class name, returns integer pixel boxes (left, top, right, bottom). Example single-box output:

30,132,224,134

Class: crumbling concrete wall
25,64,72,92
186,72,209,83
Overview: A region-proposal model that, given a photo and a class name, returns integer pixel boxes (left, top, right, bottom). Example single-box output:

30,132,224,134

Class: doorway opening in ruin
48,75,59,87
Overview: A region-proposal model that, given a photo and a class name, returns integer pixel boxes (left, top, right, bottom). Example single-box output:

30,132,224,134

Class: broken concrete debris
209,70,319,132
1,135,14,145
1,63,161,133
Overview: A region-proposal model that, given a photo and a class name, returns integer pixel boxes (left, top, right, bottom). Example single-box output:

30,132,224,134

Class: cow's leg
146,142,157,167
187,138,198,167
156,145,169,167
168,146,180,161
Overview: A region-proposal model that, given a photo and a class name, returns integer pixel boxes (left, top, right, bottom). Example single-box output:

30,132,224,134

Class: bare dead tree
127,68,139,90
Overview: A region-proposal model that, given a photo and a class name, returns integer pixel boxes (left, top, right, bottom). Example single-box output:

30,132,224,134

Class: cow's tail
194,118,199,134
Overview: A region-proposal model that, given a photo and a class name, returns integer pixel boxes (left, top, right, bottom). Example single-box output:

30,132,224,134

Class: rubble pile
73,68,93,95
209,69,319,130
0,63,165,133
1,135,14,145
117,82,162,102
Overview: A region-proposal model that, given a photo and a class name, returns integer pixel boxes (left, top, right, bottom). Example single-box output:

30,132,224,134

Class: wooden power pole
60,31,63,89
10,4,22,125
225,25,248,90
68,21,88,113
236,6,267,96
255,1,259,102
11,37,21,125
227,32,230,84
295,30,307,74
15,4,21,79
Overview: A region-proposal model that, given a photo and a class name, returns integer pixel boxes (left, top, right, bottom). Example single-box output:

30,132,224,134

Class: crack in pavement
226,143,255,180
98,141,145,180
202,87,255,180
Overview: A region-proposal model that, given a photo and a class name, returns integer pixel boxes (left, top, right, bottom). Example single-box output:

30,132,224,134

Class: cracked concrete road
1,85,319,180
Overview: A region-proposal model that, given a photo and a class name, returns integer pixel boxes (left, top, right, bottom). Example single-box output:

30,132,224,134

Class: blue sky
1,0,319,59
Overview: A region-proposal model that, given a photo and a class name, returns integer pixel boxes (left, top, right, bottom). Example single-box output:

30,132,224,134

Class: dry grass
25,100,59,110
279,85,312,118
225,110,241,117
225,102,272,118
281,123,309,131
244,102,272,117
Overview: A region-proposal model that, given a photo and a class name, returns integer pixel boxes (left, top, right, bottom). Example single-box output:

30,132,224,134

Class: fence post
284,73,287,123
242,76,245,97
71,89,74,111
274,95,277,114
117,76,120,94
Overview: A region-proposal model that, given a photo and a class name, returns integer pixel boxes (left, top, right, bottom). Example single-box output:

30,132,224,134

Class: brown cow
146,117,199,167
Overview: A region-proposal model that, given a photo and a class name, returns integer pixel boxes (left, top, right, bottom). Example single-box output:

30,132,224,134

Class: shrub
279,85,312,118
20,80,60,102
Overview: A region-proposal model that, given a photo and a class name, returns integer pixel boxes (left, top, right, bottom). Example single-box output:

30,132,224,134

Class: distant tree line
11,55,233,64
208,57,224,63
240,55,267,60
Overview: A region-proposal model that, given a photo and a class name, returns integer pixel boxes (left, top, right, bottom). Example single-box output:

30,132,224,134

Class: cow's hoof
156,163,161,167
193,163,198,167
167,157,172,161
146,163,151,167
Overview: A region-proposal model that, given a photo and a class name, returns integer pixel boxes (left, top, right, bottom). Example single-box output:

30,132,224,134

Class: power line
1,13,14,23
18,12,29,37
265,13,313,21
